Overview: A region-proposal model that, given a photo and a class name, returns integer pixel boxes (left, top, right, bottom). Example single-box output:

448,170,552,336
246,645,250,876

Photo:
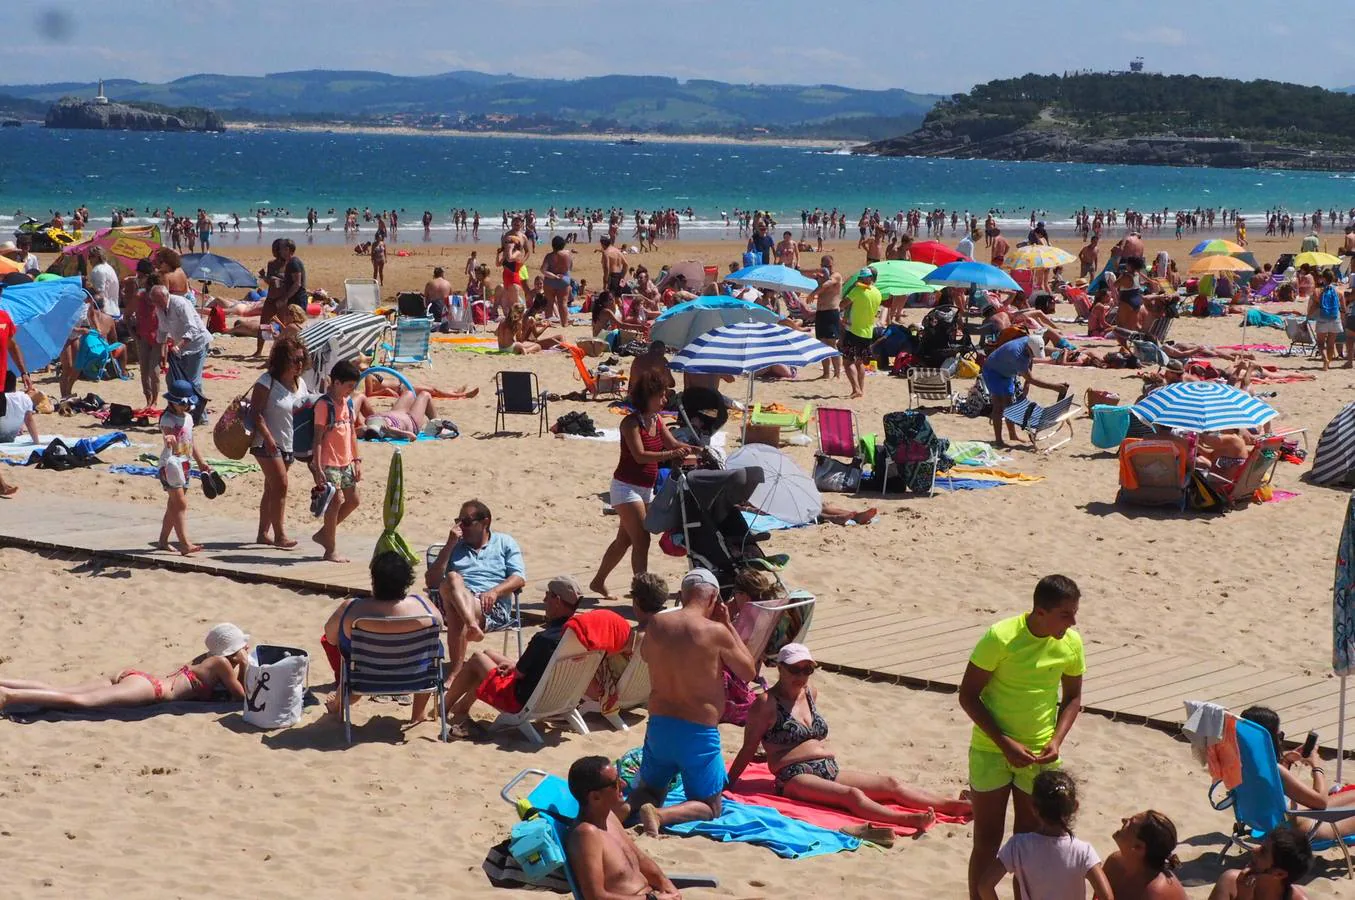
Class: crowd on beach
8,197,1355,899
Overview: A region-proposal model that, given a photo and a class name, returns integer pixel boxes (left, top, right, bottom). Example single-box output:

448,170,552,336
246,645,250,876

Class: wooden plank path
2,496,1352,753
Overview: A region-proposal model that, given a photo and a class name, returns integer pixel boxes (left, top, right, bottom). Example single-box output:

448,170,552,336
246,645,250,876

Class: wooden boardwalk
2,496,1351,752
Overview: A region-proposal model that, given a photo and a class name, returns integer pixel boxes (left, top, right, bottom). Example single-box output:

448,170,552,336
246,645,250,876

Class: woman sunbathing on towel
727,642,971,834
0,624,249,713
358,390,455,441
357,364,478,401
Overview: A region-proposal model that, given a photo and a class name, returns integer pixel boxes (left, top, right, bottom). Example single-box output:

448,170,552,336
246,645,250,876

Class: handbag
812,452,863,493
213,393,253,459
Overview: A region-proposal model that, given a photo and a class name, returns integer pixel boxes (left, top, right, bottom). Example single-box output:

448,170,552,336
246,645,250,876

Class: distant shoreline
224,121,854,150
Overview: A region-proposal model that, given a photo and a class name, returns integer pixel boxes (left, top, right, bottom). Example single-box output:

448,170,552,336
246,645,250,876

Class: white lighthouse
94,79,109,105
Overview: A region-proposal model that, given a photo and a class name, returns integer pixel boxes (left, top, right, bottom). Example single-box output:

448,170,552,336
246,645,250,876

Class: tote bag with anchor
242,645,309,729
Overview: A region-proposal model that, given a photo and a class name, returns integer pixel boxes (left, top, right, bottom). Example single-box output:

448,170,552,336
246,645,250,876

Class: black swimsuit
765,691,838,789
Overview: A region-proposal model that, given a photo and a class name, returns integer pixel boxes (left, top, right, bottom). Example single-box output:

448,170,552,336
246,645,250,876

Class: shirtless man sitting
569,755,681,900
424,266,452,322
624,568,757,836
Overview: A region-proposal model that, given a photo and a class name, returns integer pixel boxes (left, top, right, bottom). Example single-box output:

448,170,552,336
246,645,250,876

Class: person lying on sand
727,643,969,837
437,576,582,738
320,552,443,722
357,389,457,441
569,755,682,900
358,367,478,401
0,623,249,713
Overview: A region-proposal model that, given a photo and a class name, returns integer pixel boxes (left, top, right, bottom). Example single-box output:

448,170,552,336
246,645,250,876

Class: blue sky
11,1,1355,95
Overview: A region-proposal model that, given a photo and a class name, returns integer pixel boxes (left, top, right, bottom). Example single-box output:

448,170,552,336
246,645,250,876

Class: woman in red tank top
590,370,695,601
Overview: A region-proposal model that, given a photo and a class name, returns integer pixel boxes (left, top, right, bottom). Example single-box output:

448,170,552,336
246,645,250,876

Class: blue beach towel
741,511,808,532
1243,309,1285,329
661,785,859,859
932,476,1007,491
1090,405,1133,450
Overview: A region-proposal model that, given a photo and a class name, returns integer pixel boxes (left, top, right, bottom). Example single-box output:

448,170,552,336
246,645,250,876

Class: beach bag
812,452,862,493
213,394,252,459
955,357,981,379
1322,286,1341,319
75,331,115,380
509,815,566,882
242,645,309,729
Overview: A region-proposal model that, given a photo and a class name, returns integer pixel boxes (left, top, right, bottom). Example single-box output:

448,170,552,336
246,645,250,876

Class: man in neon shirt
840,267,882,399
959,575,1085,900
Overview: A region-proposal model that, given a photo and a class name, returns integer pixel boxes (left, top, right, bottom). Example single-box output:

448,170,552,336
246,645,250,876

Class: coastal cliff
45,97,224,133
858,72,1355,171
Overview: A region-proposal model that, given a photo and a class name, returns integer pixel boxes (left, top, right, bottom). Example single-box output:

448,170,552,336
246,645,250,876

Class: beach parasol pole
1335,490,1355,782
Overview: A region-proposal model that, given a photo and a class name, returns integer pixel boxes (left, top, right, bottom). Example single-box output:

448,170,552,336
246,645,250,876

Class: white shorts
609,478,653,508
1316,319,1342,335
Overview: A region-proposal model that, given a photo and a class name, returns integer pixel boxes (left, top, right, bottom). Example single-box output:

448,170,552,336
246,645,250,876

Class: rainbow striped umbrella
1188,255,1254,276
1004,245,1076,271
1189,239,1247,256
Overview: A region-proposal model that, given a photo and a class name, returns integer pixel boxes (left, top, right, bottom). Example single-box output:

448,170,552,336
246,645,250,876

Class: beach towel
358,431,443,444
947,440,1010,467
932,476,1007,491
1264,489,1300,504
1090,405,1134,450
201,368,242,379
1217,343,1288,354
563,609,631,653
1242,309,1285,329
742,511,810,532
0,433,130,457
725,762,970,838
662,784,860,859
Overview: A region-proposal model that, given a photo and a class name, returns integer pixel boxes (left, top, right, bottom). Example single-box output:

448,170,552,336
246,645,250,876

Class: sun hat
680,567,720,591
777,643,816,667
164,379,198,407
547,574,584,606
856,267,875,280
205,623,249,657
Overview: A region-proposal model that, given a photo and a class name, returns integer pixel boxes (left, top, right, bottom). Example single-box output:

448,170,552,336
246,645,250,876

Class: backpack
1321,286,1341,319
75,331,115,381
294,394,352,461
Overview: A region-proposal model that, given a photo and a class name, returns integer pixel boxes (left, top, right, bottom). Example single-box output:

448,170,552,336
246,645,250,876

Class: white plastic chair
344,277,380,313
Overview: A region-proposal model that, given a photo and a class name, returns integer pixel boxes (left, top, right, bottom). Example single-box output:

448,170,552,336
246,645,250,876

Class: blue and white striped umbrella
669,321,838,375
1131,381,1277,432
724,264,818,292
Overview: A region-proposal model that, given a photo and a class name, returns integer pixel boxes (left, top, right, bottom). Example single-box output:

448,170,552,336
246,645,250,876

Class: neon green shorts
968,746,1061,794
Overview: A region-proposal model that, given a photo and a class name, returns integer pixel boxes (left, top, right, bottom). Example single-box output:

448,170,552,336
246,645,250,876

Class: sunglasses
455,516,483,526
782,664,816,676
591,776,622,793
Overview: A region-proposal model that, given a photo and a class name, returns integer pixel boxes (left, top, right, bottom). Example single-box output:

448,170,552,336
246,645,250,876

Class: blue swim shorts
638,714,726,801
981,367,1019,400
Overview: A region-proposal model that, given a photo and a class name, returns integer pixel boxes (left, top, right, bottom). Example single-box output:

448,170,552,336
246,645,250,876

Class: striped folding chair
342,616,447,743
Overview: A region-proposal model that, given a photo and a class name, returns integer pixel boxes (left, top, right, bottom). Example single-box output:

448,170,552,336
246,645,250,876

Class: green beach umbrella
373,449,417,566
842,260,937,297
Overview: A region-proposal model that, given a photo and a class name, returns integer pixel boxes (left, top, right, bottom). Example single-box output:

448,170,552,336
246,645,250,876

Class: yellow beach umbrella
1294,252,1343,268
1005,244,1076,271
1189,255,1254,276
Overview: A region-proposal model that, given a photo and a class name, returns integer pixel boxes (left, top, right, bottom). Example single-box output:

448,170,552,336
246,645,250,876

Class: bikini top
338,594,436,655
763,689,829,748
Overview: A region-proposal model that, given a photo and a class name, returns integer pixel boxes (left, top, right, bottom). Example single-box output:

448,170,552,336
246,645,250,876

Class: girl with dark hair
589,369,696,601
977,770,1111,900
1104,810,1187,899
1209,824,1313,900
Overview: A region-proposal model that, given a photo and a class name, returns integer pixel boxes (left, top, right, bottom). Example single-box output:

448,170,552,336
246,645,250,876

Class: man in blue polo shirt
427,499,527,675
981,335,1068,447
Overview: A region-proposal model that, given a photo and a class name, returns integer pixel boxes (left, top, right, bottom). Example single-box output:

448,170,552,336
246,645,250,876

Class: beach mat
2,699,239,723
0,433,132,457
724,762,969,837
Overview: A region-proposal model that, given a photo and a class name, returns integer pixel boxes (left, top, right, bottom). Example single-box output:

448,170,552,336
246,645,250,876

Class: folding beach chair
495,371,549,436
490,629,604,745
343,277,380,313
1146,314,1174,344
1209,716,1355,878
442,293,477,334
381,316,433,368
501,770,720,896
749,402,812,440
341,616,448,744
735,589,817,667
396,291,429,318
1284,317,1319,358
578,630,650,732
1116,438,1192,509
425,543,522,654
877,409,950,495
906,367,954,411
1206,435,1285,509
565,345,626,400
1129,339,1170,371
1002,395,1080,453
816,407,859,459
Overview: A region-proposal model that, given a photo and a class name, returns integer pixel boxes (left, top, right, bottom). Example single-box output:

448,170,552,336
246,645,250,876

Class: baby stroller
644,466,770,597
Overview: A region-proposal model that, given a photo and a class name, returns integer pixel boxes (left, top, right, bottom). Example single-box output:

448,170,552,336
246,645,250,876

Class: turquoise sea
2,127,1354,238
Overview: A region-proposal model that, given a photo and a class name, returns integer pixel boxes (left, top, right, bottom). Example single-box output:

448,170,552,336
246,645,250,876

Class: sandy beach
5,229,1355,898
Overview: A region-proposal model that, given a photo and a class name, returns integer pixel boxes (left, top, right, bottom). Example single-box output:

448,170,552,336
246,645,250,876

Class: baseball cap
856,267,875,280
547,575,584,606
680,568,719,591
777,643,816,667
1025,334,1046,359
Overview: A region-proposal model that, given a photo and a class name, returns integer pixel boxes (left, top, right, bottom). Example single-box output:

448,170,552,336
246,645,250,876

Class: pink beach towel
724,762,970,837
1217,343,1288,353
1264,489,1300,504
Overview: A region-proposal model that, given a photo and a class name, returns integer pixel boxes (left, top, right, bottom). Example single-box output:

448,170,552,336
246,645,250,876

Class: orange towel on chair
1208,715,1243,790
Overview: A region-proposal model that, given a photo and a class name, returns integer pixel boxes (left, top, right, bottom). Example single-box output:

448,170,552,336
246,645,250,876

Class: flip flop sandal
201,472,219,500
209,471,227,496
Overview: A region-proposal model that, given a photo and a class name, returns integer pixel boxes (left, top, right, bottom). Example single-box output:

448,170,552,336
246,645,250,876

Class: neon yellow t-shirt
968,613,1085,754
844,284,883,339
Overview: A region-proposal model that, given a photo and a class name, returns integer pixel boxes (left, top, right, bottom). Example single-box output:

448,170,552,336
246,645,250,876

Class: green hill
0,71,939,140
861,72,1355,169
